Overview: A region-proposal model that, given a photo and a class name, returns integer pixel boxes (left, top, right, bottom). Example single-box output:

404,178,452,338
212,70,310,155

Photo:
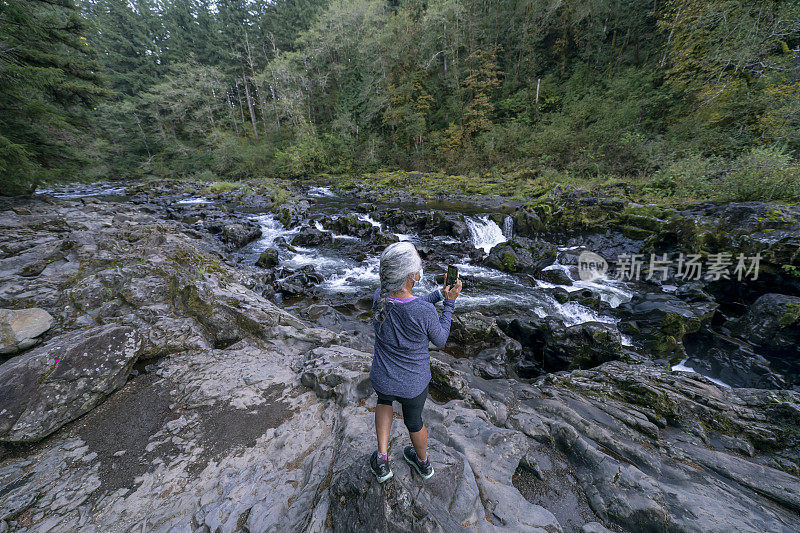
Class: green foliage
10,0,795,203
1,0,106,195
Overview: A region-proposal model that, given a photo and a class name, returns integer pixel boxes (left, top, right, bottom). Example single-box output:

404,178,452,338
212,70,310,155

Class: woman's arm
426,298,455,348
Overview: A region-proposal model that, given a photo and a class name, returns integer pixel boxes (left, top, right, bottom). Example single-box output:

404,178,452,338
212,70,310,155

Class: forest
2,0,799,201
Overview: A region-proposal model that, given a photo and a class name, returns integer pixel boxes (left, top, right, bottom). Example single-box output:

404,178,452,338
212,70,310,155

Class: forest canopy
1,0,799,201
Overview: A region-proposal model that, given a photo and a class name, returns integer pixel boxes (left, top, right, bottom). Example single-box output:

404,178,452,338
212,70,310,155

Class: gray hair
374,241,422,322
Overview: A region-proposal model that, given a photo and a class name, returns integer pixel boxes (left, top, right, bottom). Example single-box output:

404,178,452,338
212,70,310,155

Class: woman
369,241,462,483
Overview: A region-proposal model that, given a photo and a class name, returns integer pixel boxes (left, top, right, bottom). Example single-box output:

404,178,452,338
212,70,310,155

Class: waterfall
502,215,514,239
465,215,507,253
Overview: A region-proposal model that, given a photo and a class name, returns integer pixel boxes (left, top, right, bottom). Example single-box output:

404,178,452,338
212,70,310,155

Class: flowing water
236,189,634,337
41,182,762,381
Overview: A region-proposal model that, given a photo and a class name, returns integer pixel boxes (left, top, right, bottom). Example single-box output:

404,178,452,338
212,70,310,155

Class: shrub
722,145,800,202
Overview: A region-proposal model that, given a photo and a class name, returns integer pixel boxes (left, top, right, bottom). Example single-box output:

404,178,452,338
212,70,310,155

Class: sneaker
370,451,393,483
403,446,434,479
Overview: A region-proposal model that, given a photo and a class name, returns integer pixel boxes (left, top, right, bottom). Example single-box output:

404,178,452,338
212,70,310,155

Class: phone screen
446,265,458,287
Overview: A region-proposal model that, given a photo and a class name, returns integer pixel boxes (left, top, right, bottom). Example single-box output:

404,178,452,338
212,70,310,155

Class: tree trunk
243,74,258,138
133,111,151,158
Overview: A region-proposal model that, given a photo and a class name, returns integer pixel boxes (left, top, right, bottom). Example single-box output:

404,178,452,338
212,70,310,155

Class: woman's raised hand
442,277,462,300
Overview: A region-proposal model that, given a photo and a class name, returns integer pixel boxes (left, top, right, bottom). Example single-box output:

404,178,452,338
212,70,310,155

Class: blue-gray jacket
370,288,456,398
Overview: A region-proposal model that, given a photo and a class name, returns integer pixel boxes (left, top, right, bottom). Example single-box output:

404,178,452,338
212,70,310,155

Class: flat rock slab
0,324,144,443
0,308,53,355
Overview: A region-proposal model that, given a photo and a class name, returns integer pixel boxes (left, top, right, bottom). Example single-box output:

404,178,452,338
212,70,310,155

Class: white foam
308,186,336,198
558,301,618,326
175,197,209,205
502,215,514,239
321,258,380,291
465,215,507,253
358,213,382,228
249,214,298,249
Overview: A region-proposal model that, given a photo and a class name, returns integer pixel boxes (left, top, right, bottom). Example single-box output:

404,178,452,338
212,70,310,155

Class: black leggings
376,386,428,433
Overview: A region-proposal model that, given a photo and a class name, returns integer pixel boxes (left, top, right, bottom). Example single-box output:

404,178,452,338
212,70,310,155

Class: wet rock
0,325,145,443
0,307,53,355
732,293,800,354
544,321,622,371
535,267,573,286
447,311,522,379
276,198,310,227
485,238,557,273
500,317,623,372
203,216,262,250
617,292,718,360
511,208,544,237
291,226,333,246
255,248,279,268
320,214,376,239
274,266,324,298
684,327,787,389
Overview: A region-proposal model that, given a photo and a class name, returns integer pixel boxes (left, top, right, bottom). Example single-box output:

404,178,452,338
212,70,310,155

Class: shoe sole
404,453,434,479
370,465,394,483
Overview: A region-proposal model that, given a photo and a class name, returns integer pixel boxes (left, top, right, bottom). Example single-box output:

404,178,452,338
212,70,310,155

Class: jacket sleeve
426,298,455,348
420,289,444,304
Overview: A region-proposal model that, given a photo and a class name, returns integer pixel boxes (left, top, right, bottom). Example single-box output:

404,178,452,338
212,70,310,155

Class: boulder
732,293,800,354
274,266,324,298
0,308,54,355
500,316,623,372
0,325,145,443
447,311,522,379
543,321,623,371
320,215,376,239
535,266,573,286
683,328,787,389
484,238,557,273
203,217,262,250
290,227,333,246
616,292,718,360
255,248,279,268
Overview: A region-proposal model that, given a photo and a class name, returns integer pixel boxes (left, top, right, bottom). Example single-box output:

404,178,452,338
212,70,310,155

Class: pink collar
388,295,417,303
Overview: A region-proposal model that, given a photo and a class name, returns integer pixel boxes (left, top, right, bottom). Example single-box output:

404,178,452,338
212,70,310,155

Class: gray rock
0,324,144,443
733,293,800,353
291,226,333,246
447,311,522,379
0,307,53,354
255,248,279,268
485,238,557,274
581,522,612,533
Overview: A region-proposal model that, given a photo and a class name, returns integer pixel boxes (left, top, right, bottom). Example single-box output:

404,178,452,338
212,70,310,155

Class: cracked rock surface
0,195,797,532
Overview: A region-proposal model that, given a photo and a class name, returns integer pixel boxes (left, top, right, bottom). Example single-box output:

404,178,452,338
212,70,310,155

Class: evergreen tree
0,0,106,195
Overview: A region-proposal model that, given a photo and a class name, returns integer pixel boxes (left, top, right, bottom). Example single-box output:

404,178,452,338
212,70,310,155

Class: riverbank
0,181,798,532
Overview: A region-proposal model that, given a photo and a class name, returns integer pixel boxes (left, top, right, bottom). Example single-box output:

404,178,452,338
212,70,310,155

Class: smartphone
446,265,458,288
